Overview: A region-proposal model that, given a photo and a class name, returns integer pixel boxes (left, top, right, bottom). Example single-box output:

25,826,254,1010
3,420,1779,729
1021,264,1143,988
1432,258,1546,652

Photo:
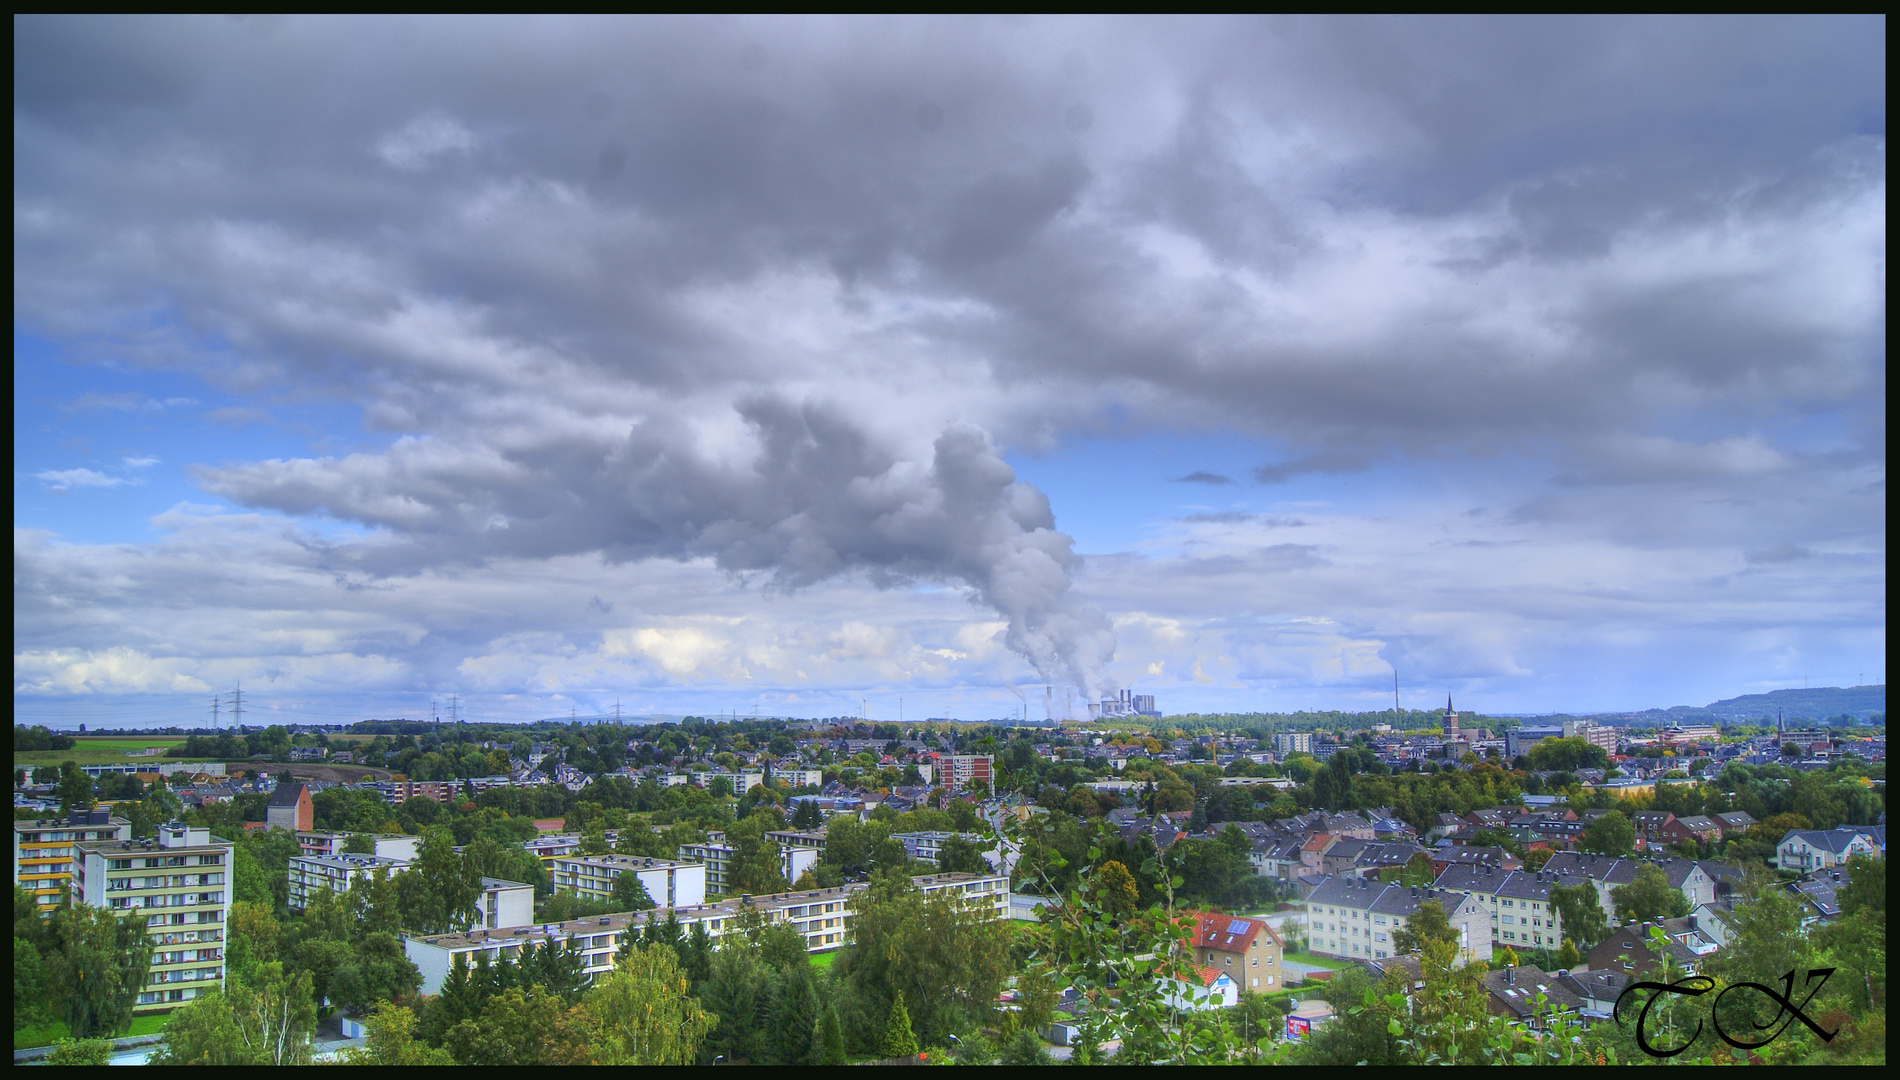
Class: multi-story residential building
265,781,313,832
471,878,537,931
1304,876,1492,964
944,755,994,796
1272,732,1313,755
1776,827,1880,872
295,831,420,860
404,871,1010,994
550,854,708,908
890,831,998,869
1587,916,1720,977
675,840,818,895
287,853,411,910
14,809,131,912
71,821,232,1013
765,829,829,853
773,768,824,789
1503,853,1721,927
524,832,587,867
1188,912,1285,991
1561,719,1619,755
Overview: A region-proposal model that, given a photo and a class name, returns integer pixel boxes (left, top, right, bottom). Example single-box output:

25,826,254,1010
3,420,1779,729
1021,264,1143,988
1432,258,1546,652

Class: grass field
12,1013,169,1051
13,736,209,769
809,950,838,970
1282,951,1350,971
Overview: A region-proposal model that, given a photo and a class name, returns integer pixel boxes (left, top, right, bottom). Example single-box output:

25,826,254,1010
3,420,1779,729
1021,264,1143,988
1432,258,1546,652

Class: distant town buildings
265,781,313,832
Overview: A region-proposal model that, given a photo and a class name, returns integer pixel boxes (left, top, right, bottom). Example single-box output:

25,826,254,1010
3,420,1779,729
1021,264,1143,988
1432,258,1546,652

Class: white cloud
35,468,126,490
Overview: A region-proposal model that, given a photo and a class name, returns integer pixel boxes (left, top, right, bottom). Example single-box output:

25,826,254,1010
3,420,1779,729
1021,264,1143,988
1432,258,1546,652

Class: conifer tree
882,994,918,1059
816,1002,846,1065
1554,937,1581,970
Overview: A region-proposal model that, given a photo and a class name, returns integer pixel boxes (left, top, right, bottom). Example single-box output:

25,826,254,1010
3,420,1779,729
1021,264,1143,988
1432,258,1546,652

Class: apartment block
295,831,421,860
891,831,999,870
14,809,131,912
405,871,1011,994
550,853,707,908
1304,876,1493,964
287,853,411,910
675,841,818,895
944,754,994,796
72,822,232,1012
1272,732,1313,755
1561,720,1619,755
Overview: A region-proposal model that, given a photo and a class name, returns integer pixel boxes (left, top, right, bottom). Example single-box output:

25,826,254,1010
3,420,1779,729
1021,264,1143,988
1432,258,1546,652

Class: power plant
1087,689,1158,720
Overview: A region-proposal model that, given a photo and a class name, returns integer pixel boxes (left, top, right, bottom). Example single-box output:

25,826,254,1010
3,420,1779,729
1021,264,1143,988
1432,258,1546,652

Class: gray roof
1483,965,1583,1018
267,781,309,808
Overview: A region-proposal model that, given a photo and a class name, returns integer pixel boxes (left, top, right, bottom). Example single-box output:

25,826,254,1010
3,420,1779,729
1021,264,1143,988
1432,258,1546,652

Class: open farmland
13,736,209,768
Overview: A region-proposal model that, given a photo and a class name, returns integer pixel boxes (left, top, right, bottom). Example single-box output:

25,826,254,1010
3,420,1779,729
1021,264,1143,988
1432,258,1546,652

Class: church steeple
1443,694,1460,738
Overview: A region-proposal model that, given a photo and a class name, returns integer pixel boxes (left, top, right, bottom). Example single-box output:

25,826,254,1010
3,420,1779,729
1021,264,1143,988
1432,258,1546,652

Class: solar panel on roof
1226,919,1249,934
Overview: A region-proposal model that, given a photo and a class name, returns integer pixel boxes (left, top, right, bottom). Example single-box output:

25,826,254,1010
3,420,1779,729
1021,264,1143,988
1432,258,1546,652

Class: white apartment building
1304,876,1493,964
891,831,1001,870
676,840,818,895
550,853,708,908
295,831,421,861
287,853,411,910
72,822,232,1012
1273,732,1314,755
404,871,1011,994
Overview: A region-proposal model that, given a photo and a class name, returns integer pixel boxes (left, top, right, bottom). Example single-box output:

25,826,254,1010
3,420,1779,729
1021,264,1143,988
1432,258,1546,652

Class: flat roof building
72,822,232,1013
404,871,1010,995
14,809,131,913
550,853,708,909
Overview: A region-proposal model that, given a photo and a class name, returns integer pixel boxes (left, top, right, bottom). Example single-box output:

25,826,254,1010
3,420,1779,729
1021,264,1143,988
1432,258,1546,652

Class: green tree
45,901,151,1039
56,763,93,816
1610,864,1689,924
882,994,919,1059
329,931,422,1013
398,826,481,933
344,1000,454,1064
611,871,655,911
699,945,771,1063
151,990,261,1065
1295,964,1402,1066
1390,899,1455,955
580,944,715,1065
1548,882,1609,949
817,1002,846,1065
1091,860,1139,916
1554,937,1581,970
444,985,589,1066
1578,811,1635,857
834,874,1010,1046
45,1037,113,1066
1400,851,1438,887
237,963,319,1066
999,1027,1052,1065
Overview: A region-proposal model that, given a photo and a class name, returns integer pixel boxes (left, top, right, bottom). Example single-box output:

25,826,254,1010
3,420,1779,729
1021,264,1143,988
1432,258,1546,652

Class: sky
13,15,1886,729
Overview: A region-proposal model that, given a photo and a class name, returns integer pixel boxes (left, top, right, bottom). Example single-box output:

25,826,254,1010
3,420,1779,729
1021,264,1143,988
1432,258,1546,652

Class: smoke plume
203,396,1118,697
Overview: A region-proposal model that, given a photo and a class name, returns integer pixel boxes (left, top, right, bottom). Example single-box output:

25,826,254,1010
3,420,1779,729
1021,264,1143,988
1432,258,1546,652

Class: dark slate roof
1556,968,1631,1009
1483,965,1583,1018
267,781,309,808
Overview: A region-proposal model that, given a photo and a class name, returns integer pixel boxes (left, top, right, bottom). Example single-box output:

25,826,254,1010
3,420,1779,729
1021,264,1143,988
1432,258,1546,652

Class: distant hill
1698,685,1885,724
1559,685,1885,727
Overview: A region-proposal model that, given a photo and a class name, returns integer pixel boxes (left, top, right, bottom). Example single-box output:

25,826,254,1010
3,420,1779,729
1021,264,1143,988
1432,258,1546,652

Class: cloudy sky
14,15,1886,728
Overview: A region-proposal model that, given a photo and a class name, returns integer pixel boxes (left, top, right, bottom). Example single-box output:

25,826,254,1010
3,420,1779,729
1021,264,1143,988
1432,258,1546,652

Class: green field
14,736,208,769
1282,951,1350,971
13,1012,169,1051
809,950,838,970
